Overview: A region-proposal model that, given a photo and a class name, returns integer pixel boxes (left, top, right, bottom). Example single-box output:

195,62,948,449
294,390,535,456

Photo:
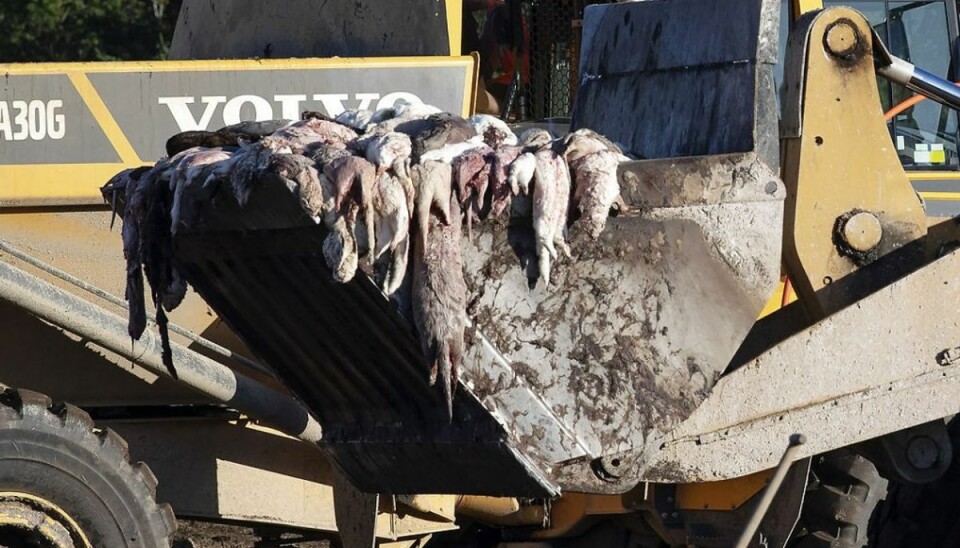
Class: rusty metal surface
629,245,960,483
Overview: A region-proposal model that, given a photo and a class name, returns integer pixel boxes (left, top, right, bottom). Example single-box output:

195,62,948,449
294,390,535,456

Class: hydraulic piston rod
872,28,960,111
0,257,323,445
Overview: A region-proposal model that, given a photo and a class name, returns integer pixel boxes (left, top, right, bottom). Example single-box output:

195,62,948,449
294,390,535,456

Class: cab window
775,0,959,170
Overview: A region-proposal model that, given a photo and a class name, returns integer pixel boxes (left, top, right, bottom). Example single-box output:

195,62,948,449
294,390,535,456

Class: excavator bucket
172,0,783,495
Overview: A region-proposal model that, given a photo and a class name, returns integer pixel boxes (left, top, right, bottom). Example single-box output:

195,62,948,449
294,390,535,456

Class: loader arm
623,5,960,485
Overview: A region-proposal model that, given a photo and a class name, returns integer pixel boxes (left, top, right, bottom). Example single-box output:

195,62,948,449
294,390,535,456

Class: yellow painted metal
792,0,823,18
0,54,479,542
0,56,479,74
66,72,141,164
445,0,463,56
758,288,781,317
781,7,928,317
531,492,631,539
0,56,478,207
675,470,774,510
468,52,482,116
0,50,479,406
0,164,148,207
458,496,518,519
377,497,458,542
397,494,457,521
457,495,546,527
758,279,793,318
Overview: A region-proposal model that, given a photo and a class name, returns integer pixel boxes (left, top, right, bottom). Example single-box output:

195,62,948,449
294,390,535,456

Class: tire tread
868,418,960,548
790,449,886,548
0,383,176,547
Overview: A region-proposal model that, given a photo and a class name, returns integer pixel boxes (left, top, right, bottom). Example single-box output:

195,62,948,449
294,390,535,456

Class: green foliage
0,0,182,62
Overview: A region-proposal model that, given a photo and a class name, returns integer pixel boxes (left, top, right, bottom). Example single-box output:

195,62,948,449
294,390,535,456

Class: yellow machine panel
0,56,477,206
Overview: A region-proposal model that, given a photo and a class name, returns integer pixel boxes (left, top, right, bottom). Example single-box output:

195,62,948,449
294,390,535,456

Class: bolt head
826,21,860,57
907,435,940,470
842,212,883,252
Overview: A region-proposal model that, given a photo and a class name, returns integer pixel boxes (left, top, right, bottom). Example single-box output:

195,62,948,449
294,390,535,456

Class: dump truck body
0,53,477,543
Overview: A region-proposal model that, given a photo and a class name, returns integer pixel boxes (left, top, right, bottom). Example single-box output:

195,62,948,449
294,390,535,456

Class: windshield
775,0,958,170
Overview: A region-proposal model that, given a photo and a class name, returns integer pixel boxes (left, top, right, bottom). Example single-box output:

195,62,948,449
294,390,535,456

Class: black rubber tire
867,418,960,547
0,386,176,547
790,449,887,548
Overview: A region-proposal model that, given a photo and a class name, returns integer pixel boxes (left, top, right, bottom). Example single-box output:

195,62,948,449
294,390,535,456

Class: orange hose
884,81,960,121
781,277,793,308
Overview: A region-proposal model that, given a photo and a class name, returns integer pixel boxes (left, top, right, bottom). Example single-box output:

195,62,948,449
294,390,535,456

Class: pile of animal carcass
103,101,629,418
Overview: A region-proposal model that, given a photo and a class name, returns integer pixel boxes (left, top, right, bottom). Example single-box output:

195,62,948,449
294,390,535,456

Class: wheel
868,418,960,548
789,449,887,548
0,386,176,547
